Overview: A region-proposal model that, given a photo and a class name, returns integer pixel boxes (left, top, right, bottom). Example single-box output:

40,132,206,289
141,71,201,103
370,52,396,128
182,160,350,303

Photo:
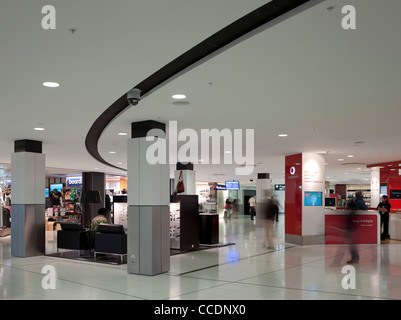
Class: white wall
301,153,326,236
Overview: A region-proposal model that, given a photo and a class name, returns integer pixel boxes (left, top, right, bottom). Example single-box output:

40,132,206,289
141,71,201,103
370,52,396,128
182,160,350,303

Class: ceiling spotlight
43,82,60,88
109,151,116,154
172,94,186,100
118,132,127,136
278,134,288,137
34,127,45,131
347,155,354,158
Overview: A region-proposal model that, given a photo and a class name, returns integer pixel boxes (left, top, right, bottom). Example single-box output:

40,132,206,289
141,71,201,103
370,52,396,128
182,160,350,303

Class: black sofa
94,223,127,263
57,222,94,254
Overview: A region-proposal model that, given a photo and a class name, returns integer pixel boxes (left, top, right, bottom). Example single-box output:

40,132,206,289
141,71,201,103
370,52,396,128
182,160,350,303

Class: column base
11,204,45,257
285,233,325,245
127,205,169,276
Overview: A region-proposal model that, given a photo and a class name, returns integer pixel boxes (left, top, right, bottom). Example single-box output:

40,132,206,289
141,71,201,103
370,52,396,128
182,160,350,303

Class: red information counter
325,210,380,245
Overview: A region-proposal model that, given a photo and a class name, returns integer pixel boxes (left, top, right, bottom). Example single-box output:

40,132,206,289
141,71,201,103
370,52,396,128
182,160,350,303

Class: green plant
88,219,107,241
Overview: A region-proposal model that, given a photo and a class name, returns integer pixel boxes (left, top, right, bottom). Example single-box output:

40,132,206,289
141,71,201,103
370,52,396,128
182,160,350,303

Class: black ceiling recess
85,0,323,171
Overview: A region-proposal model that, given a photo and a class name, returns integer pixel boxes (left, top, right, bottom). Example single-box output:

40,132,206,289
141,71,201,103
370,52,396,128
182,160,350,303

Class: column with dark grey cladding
11,140,45,257
127,121,170,275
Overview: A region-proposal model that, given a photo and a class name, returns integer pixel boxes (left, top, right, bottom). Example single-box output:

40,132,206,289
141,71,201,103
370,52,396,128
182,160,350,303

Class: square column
127,121,170,276
11,140,45,257
256,173,271,227
285,153,326,245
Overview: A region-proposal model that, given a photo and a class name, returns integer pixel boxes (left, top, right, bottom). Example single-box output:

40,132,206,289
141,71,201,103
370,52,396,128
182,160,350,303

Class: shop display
169,202,181,249
113,194,127,229
170,194,199,252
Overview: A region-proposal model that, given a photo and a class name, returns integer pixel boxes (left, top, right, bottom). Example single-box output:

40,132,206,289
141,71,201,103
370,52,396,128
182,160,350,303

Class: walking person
271,196,280,222
248,195,256,221
224,198,232,221
260,195,277,249
232,199,239,219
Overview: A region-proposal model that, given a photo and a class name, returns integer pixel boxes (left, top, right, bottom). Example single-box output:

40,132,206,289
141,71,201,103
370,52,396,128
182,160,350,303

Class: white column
11,140,45,257
301,153,326,241
370,167,380,208
127,121,170,276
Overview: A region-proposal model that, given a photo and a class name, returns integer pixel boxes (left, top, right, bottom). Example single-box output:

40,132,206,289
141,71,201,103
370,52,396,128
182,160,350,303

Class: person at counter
377,195,391,241
354,191,367,210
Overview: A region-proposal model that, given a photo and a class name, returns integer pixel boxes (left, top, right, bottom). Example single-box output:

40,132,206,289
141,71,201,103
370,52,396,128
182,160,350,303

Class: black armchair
94,223,127,263
57,223,94,254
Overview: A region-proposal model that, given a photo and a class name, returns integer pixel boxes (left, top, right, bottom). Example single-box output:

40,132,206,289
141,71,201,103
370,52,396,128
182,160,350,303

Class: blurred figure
260,192,277,249
377,195,391,241
346,196,360,264
331,196,360,266
248,195,256,221
224,198,232,221
271,196,280,222
232,199,239,219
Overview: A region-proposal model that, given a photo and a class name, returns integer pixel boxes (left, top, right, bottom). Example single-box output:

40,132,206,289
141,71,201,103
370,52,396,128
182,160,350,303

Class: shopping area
2,156,401,254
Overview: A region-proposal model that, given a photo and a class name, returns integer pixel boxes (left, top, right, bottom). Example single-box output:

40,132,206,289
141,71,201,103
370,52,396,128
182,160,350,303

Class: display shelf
61,188,82,224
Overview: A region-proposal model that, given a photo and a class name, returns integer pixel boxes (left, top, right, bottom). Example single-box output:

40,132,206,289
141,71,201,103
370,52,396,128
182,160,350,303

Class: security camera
127,88,141,106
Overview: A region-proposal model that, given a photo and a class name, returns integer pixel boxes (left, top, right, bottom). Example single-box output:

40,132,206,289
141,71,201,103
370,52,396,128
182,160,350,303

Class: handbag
173,171,185,195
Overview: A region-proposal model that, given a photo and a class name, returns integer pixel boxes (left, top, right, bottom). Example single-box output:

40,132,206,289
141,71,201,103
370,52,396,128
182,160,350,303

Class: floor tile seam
229,281,396,300
173,245,296,277
162,282,237,300
42,254,128,271
6,264,147,300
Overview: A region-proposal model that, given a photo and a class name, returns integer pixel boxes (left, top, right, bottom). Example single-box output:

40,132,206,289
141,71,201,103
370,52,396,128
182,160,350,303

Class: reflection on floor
1,213,401,300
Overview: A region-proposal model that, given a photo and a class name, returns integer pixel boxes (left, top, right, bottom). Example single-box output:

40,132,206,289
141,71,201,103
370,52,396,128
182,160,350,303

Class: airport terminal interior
1,0,401,301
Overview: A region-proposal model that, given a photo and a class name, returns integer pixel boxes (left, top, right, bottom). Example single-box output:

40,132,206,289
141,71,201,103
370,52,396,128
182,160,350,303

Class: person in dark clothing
51,189,62,206
377,195,391,241
354,190,367,210
345,198,360,264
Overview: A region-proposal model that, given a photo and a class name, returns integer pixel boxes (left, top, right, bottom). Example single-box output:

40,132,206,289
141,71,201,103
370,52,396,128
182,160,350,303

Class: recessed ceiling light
199,159,204,162
34,127,45,131
118,132,127,136
94,168,99,170
43,82,60,88
109,151,116,154
224,151,232,154
117,162,123,165
338,158,344,161
172,94,186,100
278,134,288,137
356,167,361,170
347,155,354,158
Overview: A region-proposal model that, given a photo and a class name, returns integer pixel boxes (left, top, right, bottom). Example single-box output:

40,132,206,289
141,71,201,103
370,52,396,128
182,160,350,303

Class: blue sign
66,176,82,188
304,191,322,206
225,181,239,190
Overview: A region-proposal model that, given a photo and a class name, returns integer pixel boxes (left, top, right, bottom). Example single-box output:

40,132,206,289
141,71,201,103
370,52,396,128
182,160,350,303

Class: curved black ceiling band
85,0,324,171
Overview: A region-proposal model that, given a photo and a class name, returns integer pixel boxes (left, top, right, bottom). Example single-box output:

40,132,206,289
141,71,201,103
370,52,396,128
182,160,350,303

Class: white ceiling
1,0,401,186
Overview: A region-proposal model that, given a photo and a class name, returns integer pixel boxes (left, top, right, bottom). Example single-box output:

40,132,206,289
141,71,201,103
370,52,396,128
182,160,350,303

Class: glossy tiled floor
1,214,401,300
